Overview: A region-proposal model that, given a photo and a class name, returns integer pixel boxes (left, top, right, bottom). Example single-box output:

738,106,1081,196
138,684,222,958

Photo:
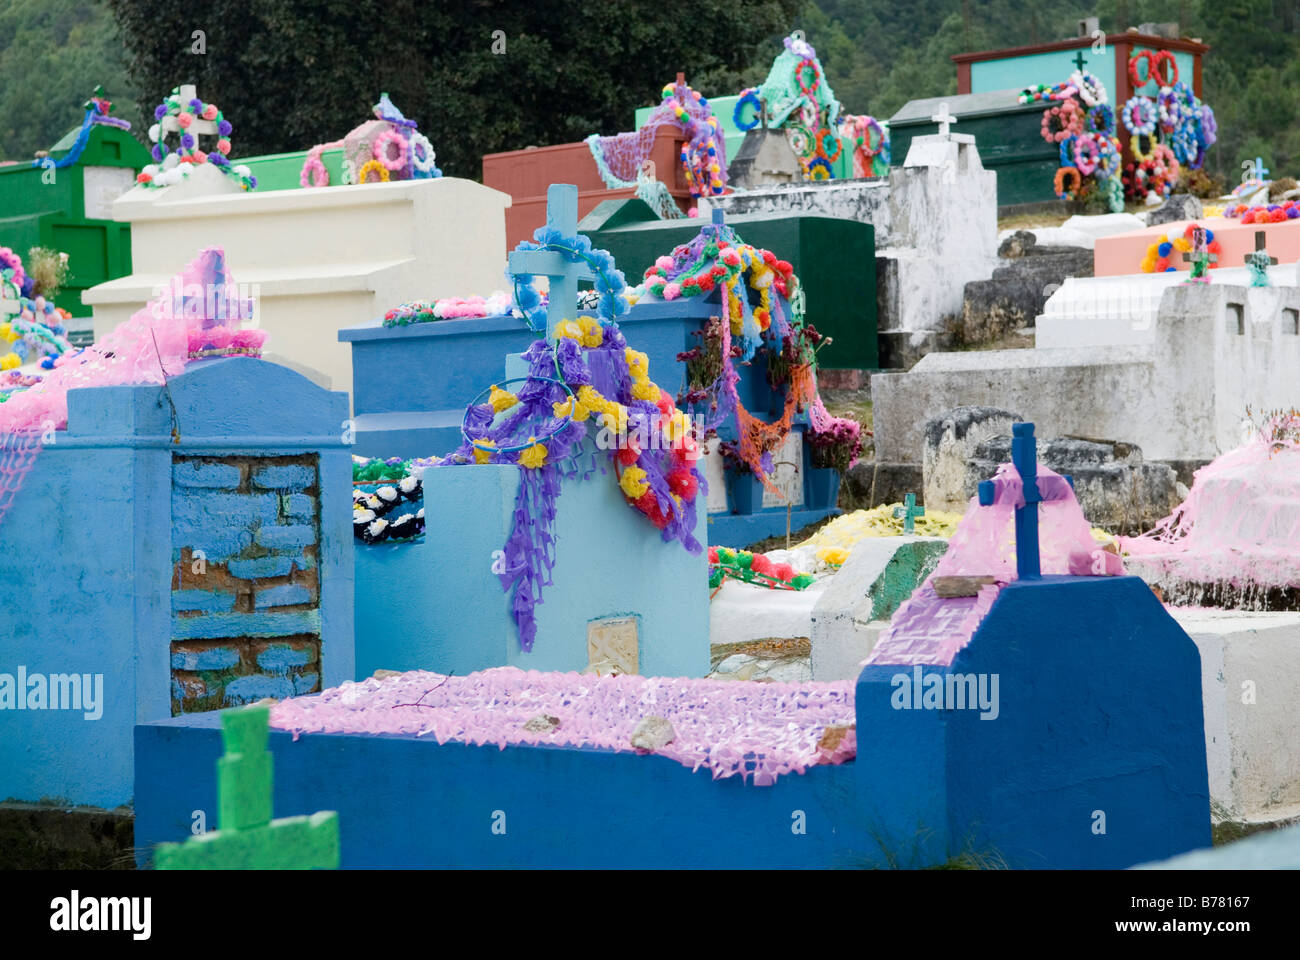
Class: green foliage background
1,0,1297,183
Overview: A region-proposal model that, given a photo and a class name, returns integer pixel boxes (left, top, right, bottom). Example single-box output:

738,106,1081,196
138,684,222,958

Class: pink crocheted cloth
270,667,857,786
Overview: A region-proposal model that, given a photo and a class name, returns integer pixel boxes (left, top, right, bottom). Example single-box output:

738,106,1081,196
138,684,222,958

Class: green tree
103,0,802,177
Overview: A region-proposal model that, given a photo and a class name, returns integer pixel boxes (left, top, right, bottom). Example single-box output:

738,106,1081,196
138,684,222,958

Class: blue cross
507,183,595,341
976,423,1076,581
893,492,925,535
1250,157,1270,182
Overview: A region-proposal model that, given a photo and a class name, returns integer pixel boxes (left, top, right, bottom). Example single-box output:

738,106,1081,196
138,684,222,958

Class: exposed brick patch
170,635,321,715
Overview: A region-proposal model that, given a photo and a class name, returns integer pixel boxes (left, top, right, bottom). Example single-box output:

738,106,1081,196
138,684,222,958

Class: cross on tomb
1246,229,1278,287
153,705,339,869
975,423,1076,581
507,183,596,341
162,83,221,147
893,492,925,535
930,102,958,137
1250,156,1270,182
1181,226,1217,282
1071,49,1088,72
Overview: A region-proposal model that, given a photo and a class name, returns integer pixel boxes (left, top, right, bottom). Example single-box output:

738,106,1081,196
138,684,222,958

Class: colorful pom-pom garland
1054,166,1083,200
1139,223,1221,274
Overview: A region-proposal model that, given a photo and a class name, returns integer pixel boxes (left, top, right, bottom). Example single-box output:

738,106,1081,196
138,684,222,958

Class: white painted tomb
873,282,1300,465
83,174,510,396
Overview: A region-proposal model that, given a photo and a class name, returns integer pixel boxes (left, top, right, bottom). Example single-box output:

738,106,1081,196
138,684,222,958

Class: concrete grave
874,283,1300,467
85,177,509,397
923,406,1023,513
809,536,947,681
0,357,353,809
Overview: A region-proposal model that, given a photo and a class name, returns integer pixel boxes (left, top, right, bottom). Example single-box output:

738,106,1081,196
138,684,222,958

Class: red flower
772,562,795,581
635,490,672,529
697,273,715,292
775,260,793,277
677,434,702,463
761,250,777,267
656,389,674,417
721,250,741,267
667,467,699,501
749,553,774,576
708,546,719,564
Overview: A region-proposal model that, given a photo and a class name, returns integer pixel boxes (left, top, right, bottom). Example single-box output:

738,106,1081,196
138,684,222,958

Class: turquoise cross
507,183,595,341
153,705,339,870
893,493,926,535
1071,49,1088,72
1246,230,1277,287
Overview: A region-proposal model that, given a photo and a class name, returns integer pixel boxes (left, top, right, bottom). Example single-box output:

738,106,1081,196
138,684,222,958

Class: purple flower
189,98,203,110
181,133,194,149
154,104,167,120
218,119,232,136
151,144,163,162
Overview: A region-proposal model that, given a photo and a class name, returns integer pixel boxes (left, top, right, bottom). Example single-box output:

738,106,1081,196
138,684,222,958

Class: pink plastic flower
663,282,682,300
202,104,218,121
176,113,193,129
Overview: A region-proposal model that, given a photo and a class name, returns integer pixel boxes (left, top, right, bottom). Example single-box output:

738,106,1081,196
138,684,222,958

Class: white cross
930,102,958,137
161,84,220,141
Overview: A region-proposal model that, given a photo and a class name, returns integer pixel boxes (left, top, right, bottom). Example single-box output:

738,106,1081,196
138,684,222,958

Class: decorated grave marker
349,183,709,679
0,250,353,809
1246,230,1278,287
892,492,925,536
154,705,339,869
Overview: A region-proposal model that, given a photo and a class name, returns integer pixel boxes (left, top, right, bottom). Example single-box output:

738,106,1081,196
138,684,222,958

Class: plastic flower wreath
1139,223,1221,274
136,89,254,191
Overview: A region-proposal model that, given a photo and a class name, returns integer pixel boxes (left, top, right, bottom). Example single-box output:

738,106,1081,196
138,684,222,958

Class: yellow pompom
631,378,660,402
577,314,603,348
577,385,608,413
1140,257,1157,273
472,439,496,464
517,438,548,469
1,352,21,371
817,546,850,567
553,396,590,422
488,385,518,414
624,348,649,378
554,319,583,341
619,465,650,499
599,404,629,436
1173,237,1192,253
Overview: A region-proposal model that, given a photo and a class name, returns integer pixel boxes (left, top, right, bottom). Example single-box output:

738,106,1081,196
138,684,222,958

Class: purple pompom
154,104,167,120
181,133,194,149
151,144,163,162
218,119,232,136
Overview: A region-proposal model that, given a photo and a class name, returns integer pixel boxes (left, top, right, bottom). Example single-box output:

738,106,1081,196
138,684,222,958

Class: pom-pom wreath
372,129,408,172
1054,165,1083,200
357,159,389,183
135,87,253,191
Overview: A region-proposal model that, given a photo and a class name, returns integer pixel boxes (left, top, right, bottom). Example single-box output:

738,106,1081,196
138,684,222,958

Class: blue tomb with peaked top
0,357,354,810
135,421,1209,869
340,195,840,548
351,184,709,682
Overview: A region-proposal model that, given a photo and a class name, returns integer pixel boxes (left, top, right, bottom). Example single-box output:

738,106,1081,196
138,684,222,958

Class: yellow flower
517,438,548,469
599,403,629,435
472,439,496,464
0,323,13,343
619,465,649,499
553,396,590,422
578,315,603,347
624,348,649,378
488,385,518,413
0,353,20,371
1173,236,1192,254
554,320,583,341
631,377,660,402
577,385,608,414
817,546,850,568
662,410,689,443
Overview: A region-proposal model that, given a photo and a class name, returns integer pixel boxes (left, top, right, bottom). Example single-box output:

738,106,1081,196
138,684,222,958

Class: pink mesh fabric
0,247,237,436
0,429,41,525
0,247,253,527
868,463,1104,666
1120,416,1300,588
270,667,856,786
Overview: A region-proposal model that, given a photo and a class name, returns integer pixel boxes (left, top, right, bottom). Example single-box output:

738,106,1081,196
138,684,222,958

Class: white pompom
148,123,160,143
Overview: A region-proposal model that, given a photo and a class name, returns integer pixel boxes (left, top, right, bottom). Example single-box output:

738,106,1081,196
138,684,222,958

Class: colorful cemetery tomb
1094,215,1300,278
704,121,996,370
889,90,1064,208
84,93,508,395
484,89,699,251
0,88,149,323
135,432,1207,869
874,280,1300,469
297,93,441,189
154,705,339,870
0,249,353,809
620,208,860,545
134,85,253,194
579,200,877,370
730,32,846,188
932,33,1213,209
350,184,709,679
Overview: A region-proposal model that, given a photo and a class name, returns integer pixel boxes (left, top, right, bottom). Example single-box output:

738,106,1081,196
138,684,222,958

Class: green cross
1072,49,1088,72
893,493,926,535
154,705,339,870
1246,230,1278,287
